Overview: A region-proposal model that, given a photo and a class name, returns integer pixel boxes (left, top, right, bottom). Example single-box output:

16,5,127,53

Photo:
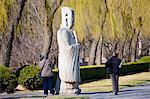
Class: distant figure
56,7,81,94
105,52,122,95
39,55,54,96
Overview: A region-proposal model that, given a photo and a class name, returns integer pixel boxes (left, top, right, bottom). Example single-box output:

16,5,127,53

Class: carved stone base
59,81,81,95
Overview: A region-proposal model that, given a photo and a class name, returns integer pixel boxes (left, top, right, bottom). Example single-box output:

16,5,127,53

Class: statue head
61,7,74,29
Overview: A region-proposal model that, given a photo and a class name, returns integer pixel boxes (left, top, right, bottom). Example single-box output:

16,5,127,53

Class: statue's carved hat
61,7,74,28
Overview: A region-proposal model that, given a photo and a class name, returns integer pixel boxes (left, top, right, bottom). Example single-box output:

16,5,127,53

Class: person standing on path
105,52,122,95
39,55,54,96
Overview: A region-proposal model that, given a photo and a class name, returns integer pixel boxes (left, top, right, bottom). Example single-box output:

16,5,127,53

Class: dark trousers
110,74,119,93
43,76,53,95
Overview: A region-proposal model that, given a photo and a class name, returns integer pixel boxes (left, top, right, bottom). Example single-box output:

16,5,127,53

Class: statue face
61,7,74,29
66,13,74,29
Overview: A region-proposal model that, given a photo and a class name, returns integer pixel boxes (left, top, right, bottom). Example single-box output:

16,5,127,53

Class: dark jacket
105,56,122,74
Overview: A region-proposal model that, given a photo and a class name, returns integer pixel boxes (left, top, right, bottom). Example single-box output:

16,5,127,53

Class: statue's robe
57,26,80,83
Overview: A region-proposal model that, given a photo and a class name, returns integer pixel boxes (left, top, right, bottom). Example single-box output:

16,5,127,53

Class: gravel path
0,82,150,99
88,82,150,99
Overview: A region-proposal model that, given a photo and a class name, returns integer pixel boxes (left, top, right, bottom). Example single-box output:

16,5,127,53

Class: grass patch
19,72,150,99
80,71,150,92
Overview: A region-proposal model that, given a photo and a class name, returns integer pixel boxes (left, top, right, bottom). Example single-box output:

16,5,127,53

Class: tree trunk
148,48,150,56
41,0,63,59
95,42,100,65
88,39,99,65
138,33,142,58
0,36,2,64
1,0,27,67
121,33,129,59
127,33,134,62
95,0,108,65
41,28,49,57
134,30,140,61
95,36,103,65
79,43,85,64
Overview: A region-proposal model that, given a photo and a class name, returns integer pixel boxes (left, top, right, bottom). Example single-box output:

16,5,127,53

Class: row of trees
0,0,63,68
0,0,150,69
62,0,150,65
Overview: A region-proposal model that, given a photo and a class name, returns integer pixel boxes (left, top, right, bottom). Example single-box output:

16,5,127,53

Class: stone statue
56,7,81,94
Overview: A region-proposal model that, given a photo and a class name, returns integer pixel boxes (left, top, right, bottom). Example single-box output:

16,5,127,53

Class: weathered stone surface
56,7,81,94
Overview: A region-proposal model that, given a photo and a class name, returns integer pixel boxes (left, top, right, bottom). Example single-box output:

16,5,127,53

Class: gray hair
40,55,46,60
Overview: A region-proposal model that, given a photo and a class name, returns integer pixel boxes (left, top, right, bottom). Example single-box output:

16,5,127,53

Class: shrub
138,56,150,63
120,62,150,75
80,62,149,82
0,66,18,93
18,65,42,90
17,62,149,90
80,66,106,82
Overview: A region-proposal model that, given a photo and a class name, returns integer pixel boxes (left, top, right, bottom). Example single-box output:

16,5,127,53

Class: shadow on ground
3,95,46,99
81,92,110,95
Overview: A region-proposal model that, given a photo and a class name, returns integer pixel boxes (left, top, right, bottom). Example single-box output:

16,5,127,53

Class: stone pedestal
59,81,81,95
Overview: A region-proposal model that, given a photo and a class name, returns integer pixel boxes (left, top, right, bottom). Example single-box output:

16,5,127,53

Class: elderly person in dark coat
105,52,122,95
